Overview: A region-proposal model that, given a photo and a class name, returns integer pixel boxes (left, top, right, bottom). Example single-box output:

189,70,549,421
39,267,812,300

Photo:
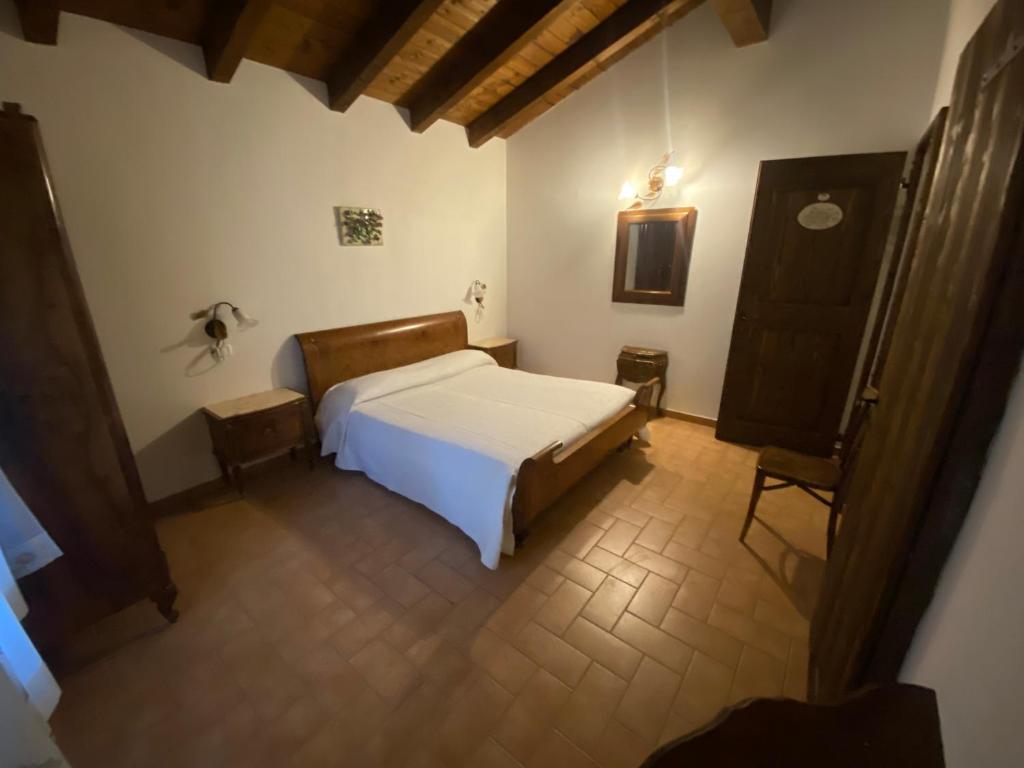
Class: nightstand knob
263,426,275,436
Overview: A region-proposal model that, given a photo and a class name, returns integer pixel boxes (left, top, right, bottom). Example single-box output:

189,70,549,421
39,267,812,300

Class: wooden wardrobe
0,103,177,651
809,0,1024,700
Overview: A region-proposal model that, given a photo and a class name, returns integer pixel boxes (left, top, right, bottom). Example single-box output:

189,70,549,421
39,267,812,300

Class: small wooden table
616,346,668,416
469,337,518,369
202,388,317,493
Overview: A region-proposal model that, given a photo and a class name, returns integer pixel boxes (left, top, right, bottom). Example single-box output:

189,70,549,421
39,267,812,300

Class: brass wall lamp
189,301,257,361
618,150,683,208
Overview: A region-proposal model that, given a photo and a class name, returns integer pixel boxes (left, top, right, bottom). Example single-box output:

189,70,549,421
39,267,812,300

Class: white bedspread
316,350,637,568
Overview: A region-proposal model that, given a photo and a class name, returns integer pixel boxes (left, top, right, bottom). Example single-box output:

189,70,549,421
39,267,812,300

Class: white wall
901,375,1024,768
898,4,1024,768
506,0,948,419
0,5,507,501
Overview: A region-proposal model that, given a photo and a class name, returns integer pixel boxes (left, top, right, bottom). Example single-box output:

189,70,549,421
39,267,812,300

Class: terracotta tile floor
51,419,827,768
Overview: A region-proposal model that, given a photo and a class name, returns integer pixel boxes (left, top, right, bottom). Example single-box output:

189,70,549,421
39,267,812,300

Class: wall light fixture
619,151,683,208
189,301,258,361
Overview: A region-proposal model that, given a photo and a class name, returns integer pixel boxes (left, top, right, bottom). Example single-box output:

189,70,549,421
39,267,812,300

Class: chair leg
740,469,766,543
826,502,840,559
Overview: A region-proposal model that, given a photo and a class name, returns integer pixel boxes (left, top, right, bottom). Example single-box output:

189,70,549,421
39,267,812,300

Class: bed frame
295,311,656,543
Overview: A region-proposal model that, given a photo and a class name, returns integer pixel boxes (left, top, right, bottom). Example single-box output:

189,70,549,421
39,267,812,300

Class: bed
296,311,656,568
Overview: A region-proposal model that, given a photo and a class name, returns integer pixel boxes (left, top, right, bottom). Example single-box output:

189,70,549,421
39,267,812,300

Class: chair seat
758,446,840,490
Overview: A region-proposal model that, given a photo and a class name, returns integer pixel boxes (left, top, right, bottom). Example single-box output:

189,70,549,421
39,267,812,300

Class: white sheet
317,350,637,568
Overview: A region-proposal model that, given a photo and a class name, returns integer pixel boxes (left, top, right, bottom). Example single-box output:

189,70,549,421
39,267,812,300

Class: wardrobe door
0,103,176,646
809,0,1024,700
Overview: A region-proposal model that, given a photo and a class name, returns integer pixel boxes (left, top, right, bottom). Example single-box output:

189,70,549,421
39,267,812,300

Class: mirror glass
613,208,695,306
624,221,677,292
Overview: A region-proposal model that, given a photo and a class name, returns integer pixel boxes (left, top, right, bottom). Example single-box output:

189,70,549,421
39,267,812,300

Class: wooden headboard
295,311,468,408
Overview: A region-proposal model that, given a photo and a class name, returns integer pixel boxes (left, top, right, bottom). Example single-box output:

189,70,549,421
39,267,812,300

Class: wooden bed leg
617,436,633,452
514,528,529,548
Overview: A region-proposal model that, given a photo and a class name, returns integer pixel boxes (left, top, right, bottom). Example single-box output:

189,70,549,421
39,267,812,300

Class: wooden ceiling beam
467,0,698,148
15,0,59,45
404,0,576,134
203,0,274,83
327,0,447,113
710,0,771,47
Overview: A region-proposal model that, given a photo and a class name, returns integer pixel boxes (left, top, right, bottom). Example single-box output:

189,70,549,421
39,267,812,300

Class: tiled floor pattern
51,419,828,768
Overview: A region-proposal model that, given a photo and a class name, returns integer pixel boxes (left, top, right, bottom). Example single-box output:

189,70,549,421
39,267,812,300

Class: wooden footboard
511,378,658,541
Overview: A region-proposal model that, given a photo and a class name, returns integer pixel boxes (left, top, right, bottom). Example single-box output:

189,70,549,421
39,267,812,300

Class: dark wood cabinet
811,0,1024,700
0,103,177,649
616,346,668,415
202,389,317,493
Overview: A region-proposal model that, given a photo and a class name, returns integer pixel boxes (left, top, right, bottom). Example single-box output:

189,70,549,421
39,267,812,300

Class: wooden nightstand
469,337,518,369
616,346,668,416
202,388,317,493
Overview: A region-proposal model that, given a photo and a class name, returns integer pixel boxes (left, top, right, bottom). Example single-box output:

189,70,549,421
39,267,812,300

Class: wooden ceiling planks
58,0,213,44
364,0,499,105
245,3,358,81
402,0,578,133
466,0,702,146
326,0,448,112
204,1,275,83
31,0,770,143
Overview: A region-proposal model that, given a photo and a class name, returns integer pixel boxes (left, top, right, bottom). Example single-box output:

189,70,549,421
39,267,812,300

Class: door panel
717,153,905,455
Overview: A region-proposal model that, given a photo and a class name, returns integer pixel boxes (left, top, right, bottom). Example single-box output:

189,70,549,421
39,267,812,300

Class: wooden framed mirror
612,207,696,306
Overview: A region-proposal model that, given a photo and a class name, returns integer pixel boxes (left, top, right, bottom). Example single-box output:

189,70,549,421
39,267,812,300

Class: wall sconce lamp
189,301,257,361
463,280,488,321
618,151,683,208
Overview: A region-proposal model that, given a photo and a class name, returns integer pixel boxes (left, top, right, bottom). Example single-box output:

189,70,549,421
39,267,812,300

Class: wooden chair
739,389,877,558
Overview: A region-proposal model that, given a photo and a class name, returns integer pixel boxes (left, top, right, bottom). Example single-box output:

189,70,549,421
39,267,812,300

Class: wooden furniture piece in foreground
0,103,177,648
642,684,944,767
741,389,876,558
612,207,697,306
296,311,656,543
616,346,668,416
469,337,518,368
812,0,1024,702
202,388,317,494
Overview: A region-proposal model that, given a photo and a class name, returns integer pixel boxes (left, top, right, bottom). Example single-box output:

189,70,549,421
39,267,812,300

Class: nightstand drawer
202,388,316,493
617,356,662,382
225,403,305,462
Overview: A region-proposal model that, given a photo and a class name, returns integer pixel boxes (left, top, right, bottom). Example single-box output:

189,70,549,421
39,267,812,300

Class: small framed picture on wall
335,206,383,246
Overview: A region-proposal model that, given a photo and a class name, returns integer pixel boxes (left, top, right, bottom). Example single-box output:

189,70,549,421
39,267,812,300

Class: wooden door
810,0,1024,700
716,153,905,455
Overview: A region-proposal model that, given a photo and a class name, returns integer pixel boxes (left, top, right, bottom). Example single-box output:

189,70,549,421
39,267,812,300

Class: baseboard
148,475,238,518
659,408,718,428
147,451,310,517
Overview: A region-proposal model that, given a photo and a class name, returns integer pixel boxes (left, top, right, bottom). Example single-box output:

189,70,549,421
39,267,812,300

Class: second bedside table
202,388,317,493
469,337,518,369
616,346,668,416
